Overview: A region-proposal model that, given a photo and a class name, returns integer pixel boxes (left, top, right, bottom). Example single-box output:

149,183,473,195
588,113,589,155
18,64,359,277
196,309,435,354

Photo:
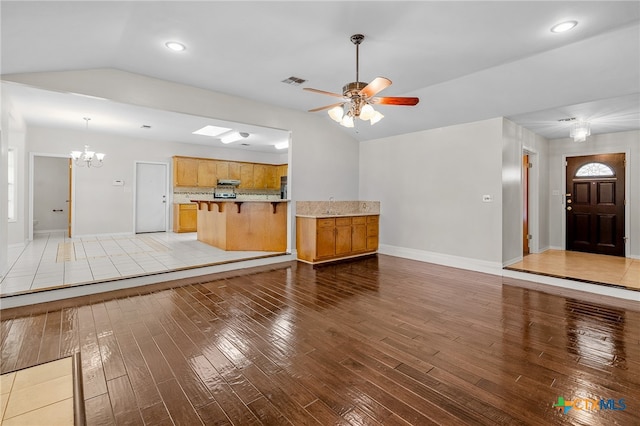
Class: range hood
217,179,241,186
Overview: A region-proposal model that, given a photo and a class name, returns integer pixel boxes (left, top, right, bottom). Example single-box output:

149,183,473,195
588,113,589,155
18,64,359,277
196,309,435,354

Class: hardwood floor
506,250,640,290
1,255,638,425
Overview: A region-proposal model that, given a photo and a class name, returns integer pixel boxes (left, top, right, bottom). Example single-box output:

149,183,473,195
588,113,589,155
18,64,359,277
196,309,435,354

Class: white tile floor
1,232,282,296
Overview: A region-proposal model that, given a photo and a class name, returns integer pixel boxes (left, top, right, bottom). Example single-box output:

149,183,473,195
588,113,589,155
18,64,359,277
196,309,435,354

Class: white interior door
135,162,167,233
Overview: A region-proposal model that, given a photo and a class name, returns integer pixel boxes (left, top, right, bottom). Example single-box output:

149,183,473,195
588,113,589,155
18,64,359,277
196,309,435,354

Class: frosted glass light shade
359,104,375,121
328,106,344,122
370,111,384,125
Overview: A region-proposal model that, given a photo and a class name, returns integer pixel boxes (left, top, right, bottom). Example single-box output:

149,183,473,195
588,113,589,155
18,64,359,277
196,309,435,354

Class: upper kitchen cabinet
197,159,217,187
173,156,199,187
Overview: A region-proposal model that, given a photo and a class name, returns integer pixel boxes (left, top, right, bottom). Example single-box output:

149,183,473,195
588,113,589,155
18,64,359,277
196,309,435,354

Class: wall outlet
482,195,493,202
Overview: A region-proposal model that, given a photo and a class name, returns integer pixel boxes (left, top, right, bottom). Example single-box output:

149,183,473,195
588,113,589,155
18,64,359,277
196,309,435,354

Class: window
575,162,614,177
7,148,16,221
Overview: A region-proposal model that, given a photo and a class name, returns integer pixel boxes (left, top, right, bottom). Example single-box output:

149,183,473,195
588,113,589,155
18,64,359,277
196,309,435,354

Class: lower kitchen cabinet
296,215,379,264
173,203,197,233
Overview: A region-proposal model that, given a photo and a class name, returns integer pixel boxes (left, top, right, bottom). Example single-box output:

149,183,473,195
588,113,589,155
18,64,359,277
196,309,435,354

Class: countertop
296,213,379,218
189,199,289,203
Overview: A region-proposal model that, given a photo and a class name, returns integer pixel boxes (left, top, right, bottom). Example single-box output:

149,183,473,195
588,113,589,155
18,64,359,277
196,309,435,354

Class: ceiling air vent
558,117,576,122
141,124,152,129
281,76,306,86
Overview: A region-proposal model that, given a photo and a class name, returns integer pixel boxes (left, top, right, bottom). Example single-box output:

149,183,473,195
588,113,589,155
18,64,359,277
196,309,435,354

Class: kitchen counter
296,212,376,218
191,199,287,251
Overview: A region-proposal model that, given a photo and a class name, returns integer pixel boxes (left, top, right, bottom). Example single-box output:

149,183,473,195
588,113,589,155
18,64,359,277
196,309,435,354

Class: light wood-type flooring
1,255,638,425
506,250,640,291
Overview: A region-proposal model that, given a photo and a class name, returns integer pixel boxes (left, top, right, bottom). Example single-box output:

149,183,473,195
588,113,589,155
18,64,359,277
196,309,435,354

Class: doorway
135,162,168,233
565,153,625,257
523,154,530,256
29,153,71,240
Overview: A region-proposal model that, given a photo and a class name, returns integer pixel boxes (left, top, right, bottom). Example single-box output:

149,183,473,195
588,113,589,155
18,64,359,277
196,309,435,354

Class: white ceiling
2,1,639,145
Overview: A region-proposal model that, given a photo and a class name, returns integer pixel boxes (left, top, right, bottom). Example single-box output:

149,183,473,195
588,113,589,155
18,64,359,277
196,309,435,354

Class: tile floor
0,357,73,425
1,232,283,296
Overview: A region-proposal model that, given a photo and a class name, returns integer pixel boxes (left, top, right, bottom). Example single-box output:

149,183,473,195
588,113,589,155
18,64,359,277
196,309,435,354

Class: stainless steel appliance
280,176,287,199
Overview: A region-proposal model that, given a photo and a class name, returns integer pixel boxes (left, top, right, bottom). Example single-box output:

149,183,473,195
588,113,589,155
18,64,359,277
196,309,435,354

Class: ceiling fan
304,34,419,127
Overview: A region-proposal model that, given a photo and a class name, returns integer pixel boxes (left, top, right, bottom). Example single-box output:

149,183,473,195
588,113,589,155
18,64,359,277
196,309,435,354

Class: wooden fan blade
308,102,345,113
370,96,420,106
303,87,344,98
360,77,392,98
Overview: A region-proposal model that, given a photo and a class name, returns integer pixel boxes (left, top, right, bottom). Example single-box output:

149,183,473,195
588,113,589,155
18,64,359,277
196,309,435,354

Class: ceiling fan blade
308,102,345,113
370,96,420,106
360,77,392,98
303,87,344,98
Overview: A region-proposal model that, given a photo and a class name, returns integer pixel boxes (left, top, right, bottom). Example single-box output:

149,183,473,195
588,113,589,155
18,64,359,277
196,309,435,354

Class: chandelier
70,118,105,167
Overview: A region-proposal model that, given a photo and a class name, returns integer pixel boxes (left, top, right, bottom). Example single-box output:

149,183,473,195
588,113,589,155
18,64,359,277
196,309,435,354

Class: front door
135,162,167,233
566,153,625,257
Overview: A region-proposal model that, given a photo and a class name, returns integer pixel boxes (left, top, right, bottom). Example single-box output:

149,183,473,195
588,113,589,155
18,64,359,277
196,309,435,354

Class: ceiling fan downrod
350,34,364,84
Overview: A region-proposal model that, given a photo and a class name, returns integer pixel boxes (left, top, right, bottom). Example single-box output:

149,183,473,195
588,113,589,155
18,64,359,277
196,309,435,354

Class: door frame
133,161,170,234
522,147,540,254
561,149,630,257
28,152,73,241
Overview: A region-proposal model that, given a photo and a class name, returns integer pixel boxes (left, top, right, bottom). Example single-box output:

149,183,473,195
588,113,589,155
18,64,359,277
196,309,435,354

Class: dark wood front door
566,153,625,257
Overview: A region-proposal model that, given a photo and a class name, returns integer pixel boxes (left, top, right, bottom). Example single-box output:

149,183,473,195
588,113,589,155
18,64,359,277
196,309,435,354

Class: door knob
567,206,572,211
567,199,572,204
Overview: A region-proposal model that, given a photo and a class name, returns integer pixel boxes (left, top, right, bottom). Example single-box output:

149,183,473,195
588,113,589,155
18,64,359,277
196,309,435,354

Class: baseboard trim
379,244,503,276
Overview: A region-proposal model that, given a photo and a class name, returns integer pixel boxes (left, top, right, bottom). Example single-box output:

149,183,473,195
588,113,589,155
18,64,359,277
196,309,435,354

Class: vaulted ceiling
2,1,639,146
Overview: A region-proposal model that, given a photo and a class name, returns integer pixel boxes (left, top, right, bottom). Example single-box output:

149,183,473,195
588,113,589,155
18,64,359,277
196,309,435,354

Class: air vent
241,143,250,146
558,117,576,122
281,76,306,86
141,124,152,129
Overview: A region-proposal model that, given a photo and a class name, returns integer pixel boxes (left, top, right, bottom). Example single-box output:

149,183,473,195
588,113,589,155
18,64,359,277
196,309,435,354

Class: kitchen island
191,199,287,251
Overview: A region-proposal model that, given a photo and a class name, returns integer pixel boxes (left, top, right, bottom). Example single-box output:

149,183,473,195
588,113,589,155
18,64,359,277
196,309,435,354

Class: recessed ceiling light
165,41,186,51
551,21,578,33
193,125,231,137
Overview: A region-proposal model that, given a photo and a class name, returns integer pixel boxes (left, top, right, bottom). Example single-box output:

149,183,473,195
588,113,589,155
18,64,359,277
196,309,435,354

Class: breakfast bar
192,200,287,251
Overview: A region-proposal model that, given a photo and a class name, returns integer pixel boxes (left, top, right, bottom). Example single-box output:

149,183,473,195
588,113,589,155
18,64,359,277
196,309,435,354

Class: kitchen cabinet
173,156,285,189
296,215,379,264
173,203,197,232
240,163,254,189
216,161,229,180
366,215,379,250
173,157,198,187
228,162,241,180
197,159,217,187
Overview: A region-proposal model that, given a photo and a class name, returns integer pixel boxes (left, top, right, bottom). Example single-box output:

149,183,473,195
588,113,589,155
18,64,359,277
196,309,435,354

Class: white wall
359,117,504,271
4,69,361,243
548,130,640,257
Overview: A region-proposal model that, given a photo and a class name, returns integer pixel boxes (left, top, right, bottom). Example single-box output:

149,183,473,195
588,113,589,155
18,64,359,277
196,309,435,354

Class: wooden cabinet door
351,217,367,252
316,218,336,258
216,161,229,180
240,164,254,189
197,160,217,187
228,162,241,180
173,157,198,186
335,217,352,255
366,215,379,250
264,165,277,189
180,205,197,232
253,164,266,188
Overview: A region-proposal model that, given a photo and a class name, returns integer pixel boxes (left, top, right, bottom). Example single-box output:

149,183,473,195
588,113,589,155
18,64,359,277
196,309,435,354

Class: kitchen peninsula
192,199,287,251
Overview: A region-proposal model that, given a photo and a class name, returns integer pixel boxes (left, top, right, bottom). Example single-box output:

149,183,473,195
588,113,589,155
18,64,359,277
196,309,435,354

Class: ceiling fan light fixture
328,105,344,122
370,110,384,125
341,114,355,128
359,104,375,121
